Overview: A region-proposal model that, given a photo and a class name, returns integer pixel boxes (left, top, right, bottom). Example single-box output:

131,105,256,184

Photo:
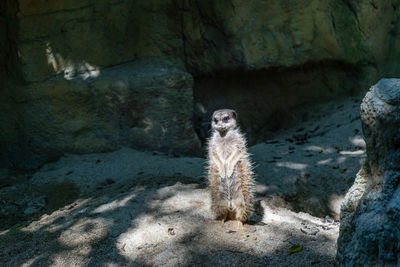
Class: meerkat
207,109,254,228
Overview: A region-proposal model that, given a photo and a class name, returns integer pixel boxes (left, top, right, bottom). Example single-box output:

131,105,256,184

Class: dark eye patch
213,118,218,123
222,116,229,122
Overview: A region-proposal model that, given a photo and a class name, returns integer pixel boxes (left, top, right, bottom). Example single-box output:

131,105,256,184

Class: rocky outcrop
337,78,400,266
188,0,400,141
1,0,400,168
13,0,184,82
0,60,200,169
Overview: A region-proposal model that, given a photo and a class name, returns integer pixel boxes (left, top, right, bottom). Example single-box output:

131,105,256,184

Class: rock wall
0,0,18,82
0,60,200,169
14,0,185,82
337,79,400,266
183,0,400,73
188,0,400,142
1,0,400,168
0,2,6,81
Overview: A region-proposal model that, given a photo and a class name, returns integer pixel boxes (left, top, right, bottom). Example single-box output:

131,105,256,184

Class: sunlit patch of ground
0,96,363,266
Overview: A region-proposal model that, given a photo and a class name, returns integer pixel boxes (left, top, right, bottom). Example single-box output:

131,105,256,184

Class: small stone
300,226,319,235
168,228,175,235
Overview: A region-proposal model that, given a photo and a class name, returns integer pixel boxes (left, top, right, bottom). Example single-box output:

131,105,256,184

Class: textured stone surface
14,0,184,82
375,78,400,105
182,0,400,75
1,0,400,168
337,78,400,266
4,0,400,83
0,60,200,169
188,0,400,143
0,148,340,267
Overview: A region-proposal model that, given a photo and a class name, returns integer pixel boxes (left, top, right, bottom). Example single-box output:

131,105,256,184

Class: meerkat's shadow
246,199,265,225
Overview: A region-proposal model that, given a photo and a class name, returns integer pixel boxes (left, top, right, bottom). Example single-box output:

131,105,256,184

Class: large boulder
0,60,200,169
337,78,400,266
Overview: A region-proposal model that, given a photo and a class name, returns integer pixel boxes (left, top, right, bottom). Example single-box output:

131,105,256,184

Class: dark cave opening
193,60,364,145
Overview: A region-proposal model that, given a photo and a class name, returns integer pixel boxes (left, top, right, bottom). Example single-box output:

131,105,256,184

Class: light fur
207,109,255,224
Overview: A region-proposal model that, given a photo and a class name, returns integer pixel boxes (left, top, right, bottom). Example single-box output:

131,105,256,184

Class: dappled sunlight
58,217,112,247
261,200,339,244
262,206,295,224
304,145,324,152
337,156,347,164
349,135,366,148
262,202,331,228
46,43,100,80
92,191,141,214
149,183,210,214
251,98,368,220
254,183,270,194
23,255,44,266
114,183,212,263
63,62,100,80
0,182,151,266
117,186,339,265
117,214,168,252
339,150,364,156
0,96,365,266
276,161,308,170
21,198,93,233
317,158,332,165
305,145,336,154
153,191,210,214
1,170,340,266
49,246,92,266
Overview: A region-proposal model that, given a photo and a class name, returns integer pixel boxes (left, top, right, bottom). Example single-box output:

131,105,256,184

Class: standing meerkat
207,109,255,228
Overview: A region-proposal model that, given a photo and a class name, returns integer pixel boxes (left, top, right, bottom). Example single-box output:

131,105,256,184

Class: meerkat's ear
231,110,237,119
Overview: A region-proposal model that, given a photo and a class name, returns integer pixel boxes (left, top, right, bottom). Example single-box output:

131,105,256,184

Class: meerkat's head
211,109,237,136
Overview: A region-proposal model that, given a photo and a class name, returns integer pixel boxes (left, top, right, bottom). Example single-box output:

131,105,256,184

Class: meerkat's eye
213,118,218,124
222,116,229,123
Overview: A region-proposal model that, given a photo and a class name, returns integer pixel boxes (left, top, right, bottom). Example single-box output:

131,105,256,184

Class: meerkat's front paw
236,220,244,230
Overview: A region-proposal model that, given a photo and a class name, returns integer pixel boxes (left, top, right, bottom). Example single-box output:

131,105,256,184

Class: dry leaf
13,225,25,231
288,245,303,255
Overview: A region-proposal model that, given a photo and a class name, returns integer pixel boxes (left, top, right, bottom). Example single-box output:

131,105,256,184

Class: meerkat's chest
215,139,237,159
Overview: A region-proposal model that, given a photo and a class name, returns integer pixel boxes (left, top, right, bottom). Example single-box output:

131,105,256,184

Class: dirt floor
0,96,365,266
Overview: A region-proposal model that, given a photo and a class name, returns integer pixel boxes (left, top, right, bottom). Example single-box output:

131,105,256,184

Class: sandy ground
0,96,365,266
